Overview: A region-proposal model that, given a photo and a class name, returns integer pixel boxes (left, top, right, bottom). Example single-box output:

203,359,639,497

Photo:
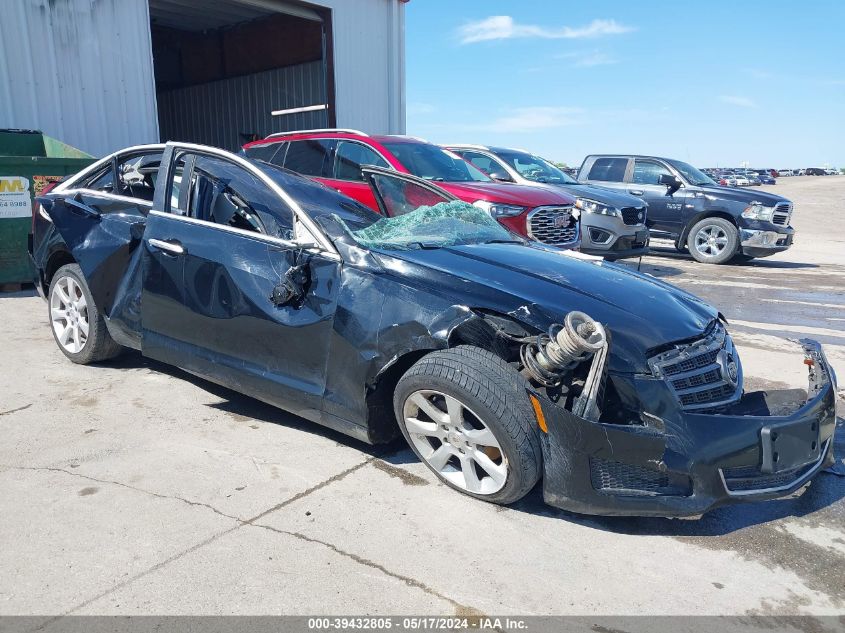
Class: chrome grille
772,202,792,226
648,323,743,411
527,206,579,246
620,206,646,226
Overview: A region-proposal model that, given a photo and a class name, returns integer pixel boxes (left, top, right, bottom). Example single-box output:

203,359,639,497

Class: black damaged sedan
30,143,838,517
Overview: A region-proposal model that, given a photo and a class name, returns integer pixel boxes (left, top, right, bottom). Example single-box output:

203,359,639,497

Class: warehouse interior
148,0,335,150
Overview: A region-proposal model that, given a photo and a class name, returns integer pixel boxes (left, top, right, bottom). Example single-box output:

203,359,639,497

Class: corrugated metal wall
0,0,405,157
318,0,406,135
0,0,159,157
157,62,327,151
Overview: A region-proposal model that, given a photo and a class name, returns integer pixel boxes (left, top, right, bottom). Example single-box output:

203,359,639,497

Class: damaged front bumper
533,339,837,517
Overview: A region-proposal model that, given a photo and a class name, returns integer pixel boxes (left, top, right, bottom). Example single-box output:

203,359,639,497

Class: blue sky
404,1,845,169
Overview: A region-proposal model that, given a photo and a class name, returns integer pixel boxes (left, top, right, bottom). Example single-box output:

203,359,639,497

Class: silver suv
447,145,649,259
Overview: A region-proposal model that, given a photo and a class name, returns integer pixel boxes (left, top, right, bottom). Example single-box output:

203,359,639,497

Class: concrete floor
0,176,843,617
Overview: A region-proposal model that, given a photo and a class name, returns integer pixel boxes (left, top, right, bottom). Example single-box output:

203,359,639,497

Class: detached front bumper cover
534,339,837,517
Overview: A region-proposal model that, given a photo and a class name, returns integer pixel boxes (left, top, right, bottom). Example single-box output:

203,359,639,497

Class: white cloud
408,102,436,115
482,107,584,133
558,50,617,67
458,16,634,44
719,95,757,108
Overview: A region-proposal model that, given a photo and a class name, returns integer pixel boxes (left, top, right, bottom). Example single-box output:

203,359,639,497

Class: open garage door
150,0,335,151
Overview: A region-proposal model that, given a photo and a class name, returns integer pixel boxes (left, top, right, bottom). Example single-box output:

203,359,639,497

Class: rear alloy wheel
394,346,542,505
687,218,739,264
48,264,121,364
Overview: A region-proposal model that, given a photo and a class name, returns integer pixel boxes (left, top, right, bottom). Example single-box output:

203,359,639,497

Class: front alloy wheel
687,218,739,264
394,346,542,505
403,390,508,495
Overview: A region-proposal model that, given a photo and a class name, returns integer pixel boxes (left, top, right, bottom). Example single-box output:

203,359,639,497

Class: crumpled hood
376,243,718,373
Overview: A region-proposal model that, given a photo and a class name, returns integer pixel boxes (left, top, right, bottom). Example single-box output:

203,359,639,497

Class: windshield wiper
409,241,443,249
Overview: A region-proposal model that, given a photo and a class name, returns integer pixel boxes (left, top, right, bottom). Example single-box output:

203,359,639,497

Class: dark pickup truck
577,155,795,264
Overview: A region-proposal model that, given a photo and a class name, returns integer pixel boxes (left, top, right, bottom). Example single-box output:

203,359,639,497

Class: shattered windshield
337,200,521,251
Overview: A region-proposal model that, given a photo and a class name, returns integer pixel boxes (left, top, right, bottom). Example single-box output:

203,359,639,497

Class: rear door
142,145,341,421
627,159,687,236
37,149,165,346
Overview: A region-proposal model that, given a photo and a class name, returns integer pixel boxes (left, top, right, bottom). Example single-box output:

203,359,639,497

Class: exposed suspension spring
521,311,607,386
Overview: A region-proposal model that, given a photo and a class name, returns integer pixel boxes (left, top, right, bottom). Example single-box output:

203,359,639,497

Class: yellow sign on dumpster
0,177,31,218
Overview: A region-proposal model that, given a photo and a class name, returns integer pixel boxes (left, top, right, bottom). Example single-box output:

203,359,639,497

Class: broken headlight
575,198,620,218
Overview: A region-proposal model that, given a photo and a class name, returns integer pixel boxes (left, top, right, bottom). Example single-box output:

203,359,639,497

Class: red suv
242,129,579,248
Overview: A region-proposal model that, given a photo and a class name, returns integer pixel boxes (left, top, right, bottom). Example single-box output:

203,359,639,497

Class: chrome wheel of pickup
402,389,508,495
50,275,89,354
687,217,739,264
694,225,728,258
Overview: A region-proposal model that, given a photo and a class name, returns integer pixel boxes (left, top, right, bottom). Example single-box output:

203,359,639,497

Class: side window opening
632,160,673,185
243,142,282,163
587,157,628,182
334,141,389,181
181,154,294,240
283,139,335,177
83,152,163,201
459,151,499,175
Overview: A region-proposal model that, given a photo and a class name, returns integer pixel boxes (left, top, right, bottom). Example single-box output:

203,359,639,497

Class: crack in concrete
7,454,484,620
17,457,377,623
249,520,477,615
5,465,242,522
0,403,32,416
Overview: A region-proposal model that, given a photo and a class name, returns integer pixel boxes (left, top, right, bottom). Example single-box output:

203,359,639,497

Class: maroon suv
242,130,579,248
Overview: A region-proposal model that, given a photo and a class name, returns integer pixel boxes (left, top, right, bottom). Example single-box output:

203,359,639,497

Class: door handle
628,189,644,196
148,238,185,255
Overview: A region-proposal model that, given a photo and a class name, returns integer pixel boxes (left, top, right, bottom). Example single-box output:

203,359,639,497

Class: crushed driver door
142,145,341,422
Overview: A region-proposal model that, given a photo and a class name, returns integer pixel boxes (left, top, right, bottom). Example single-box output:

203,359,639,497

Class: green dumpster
0,129,95,285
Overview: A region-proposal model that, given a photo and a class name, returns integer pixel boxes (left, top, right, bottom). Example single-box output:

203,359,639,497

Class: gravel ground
0,176,843,619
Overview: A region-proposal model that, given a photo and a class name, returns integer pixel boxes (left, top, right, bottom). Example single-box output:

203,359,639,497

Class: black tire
686,217,739,264
393,346,542,505
48,264,122,364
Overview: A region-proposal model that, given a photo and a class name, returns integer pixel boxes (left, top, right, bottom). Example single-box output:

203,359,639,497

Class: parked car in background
824,168,838,175
756,172,776,185
719,174,738,186
778,169,793,177
734,174,751,186
243,131,580,249
29,142,838,517
805,168,827,176
577,154,796,264
796,168,807,176
445,144,648,260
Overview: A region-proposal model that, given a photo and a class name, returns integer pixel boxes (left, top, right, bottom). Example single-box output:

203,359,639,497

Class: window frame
631,159,675,186
149,143,339,259
586,157,631,183
282,138,337,178
332,139,391,182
